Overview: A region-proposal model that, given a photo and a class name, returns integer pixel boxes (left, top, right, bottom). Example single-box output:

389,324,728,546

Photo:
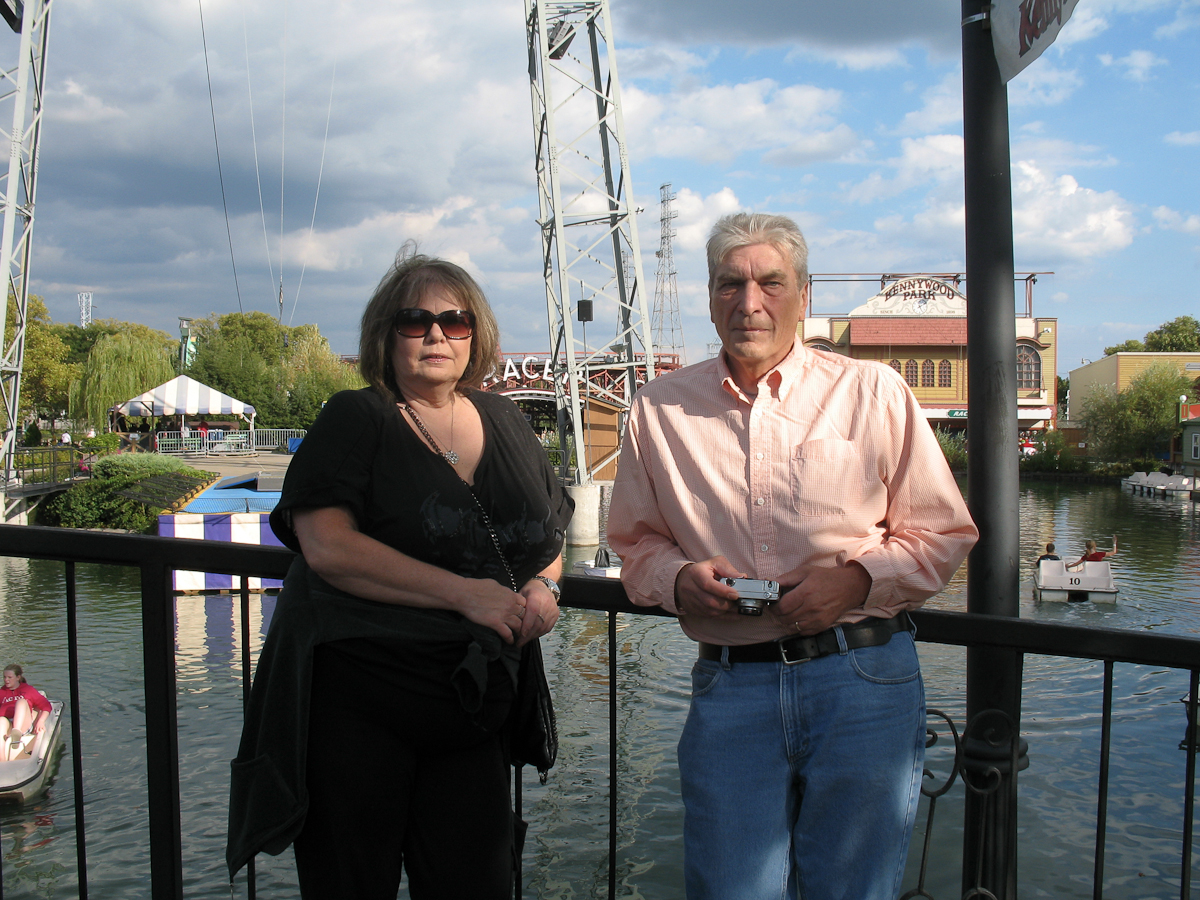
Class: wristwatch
532,575,561,602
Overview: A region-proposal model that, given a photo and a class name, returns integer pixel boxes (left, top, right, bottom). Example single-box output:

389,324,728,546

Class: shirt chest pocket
790,439,864,517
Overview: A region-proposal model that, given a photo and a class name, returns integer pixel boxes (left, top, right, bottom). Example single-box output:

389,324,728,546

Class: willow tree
69,331,175,429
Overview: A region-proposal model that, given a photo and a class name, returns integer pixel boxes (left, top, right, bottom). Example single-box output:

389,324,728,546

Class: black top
272,387,572,591
228,388,572,877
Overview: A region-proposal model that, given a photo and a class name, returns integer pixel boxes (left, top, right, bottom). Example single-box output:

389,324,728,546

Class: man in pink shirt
608,212,977,900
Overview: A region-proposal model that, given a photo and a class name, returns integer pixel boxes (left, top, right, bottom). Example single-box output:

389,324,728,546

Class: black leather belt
698,612,911,666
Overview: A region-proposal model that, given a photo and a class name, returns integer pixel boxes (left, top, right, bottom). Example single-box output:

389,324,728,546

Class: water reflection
0,483,1197,898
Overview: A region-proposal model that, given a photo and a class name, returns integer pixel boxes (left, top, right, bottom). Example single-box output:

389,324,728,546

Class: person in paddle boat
0,664,51,761
1067,536,1118,570
227,245,573,899
1036,542,1060,566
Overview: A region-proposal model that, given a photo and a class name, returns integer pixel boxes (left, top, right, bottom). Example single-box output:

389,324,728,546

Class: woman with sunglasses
228,247,573,899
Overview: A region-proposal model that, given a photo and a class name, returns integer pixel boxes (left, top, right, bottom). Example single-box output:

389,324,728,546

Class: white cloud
895,70,961,135
1011,161,1136,260
672,187,743,253
1098,49,1168,81
48,79,129,124
1008,63,1083,106
624,79,860,166
1155,0,1200,37
1051,5,1110,46
845,134,963,203
1165,131,1200,145
1154,206,1200,233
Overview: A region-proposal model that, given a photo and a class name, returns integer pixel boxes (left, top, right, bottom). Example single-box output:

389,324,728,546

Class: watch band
532,575,561,601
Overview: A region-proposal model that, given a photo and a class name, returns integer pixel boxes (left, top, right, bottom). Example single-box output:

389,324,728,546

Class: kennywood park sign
848,276,968,317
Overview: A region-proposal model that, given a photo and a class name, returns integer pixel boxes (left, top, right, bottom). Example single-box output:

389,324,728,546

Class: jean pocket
849,635,921,685
690,658,724,697
790,439,863,517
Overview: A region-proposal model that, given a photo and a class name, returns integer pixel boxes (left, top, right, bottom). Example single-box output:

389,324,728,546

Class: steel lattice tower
0,0,52,490
525,0,655,485
652,183,685,364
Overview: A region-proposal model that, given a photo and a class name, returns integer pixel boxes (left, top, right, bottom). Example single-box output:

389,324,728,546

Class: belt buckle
779,636,818,665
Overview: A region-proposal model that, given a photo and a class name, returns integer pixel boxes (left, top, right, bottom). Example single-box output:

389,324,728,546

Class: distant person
1037,543,1060,565
59,432,70,445
0,665,51,762
1067,537,1118,570
197,419,210,436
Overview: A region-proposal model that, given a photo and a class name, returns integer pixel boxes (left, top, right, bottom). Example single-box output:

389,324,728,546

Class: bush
80,432,122,455
23,422,41,446
934,428,967,470
1019,430,1090,474
39,456,215,532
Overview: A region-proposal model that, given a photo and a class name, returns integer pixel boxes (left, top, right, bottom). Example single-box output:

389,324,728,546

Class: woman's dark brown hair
359,243,500,403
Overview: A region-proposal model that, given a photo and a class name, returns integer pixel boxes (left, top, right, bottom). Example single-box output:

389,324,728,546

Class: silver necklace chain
401,401,459,465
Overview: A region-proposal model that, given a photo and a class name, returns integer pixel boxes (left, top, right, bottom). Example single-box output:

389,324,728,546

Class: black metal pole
140,561,183,900
961,2,1025,897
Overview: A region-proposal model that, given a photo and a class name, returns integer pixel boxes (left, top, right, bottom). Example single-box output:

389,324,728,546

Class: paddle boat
0,698,64,803
573,547,622,578
1122,471,1195,497
1034,559,1118,604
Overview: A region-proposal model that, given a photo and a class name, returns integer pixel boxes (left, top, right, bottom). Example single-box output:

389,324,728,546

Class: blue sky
23,0,1200,377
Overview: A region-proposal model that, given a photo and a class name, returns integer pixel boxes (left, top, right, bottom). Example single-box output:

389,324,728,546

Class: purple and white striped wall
158,512,285,592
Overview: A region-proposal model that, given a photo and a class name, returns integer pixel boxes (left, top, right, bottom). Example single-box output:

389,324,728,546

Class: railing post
140,559,183,900
961,0,1025,896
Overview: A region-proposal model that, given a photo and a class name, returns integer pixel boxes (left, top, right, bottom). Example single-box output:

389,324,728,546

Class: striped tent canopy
115,376,256,421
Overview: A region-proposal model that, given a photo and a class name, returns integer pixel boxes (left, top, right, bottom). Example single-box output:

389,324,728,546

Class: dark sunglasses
394,308,475,340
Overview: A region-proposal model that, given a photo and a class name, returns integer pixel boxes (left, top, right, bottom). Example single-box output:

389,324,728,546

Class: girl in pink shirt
0,664,51,761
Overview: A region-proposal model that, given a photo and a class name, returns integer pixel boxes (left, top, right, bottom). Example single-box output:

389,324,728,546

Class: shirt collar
717,341,807,404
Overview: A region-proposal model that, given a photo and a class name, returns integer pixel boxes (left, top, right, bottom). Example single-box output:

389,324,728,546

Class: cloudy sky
24,0,1200,376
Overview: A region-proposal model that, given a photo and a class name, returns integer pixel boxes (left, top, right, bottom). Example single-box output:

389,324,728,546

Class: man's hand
674,556,745,618
772,562,872,635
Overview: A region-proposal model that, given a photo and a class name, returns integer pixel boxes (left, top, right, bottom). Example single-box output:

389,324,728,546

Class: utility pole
0,0,53,494
525,0,655,488
652,183,685,364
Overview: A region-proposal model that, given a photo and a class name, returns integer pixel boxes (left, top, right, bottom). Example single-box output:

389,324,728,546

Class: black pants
294,642,515,899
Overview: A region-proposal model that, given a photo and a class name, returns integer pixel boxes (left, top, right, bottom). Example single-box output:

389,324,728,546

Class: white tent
115,375,256,425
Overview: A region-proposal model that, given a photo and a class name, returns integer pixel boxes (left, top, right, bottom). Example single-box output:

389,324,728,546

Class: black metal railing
8,447,88,493
0,524,1196,900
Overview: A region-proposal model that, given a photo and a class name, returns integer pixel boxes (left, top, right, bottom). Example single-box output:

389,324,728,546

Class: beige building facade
1067,352,1200,421
803,276,1058,431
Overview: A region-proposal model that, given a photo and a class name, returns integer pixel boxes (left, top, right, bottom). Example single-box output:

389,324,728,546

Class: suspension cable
288,56,337,327
197,0,244,314
243,7,276,298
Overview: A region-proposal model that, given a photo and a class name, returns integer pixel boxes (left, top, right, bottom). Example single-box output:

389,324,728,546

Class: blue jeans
678,629,925,900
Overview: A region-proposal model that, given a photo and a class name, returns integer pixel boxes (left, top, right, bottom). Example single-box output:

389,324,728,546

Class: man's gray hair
706,213,809,288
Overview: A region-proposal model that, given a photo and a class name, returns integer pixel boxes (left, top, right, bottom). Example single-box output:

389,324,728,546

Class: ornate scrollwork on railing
901,707,961,900
902,706,1028,900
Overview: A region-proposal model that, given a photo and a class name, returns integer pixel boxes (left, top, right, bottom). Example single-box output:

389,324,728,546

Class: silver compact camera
722,577,780,616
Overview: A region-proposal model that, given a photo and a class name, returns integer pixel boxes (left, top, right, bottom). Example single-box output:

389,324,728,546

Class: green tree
1144,315,1200,352
1079,362,1192,459
282,333,364,428
11,295,78,424
69,332,176,428
1103,339,1145,356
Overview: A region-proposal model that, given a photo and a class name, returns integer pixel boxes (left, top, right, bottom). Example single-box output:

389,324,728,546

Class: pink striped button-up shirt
607,343,977,646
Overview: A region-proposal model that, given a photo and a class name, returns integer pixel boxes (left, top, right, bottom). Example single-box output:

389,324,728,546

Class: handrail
0,526,1195,899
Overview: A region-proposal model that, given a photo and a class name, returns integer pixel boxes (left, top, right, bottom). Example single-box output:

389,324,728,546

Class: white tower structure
652,183,685,364
0,0,52,486
78,291,93,328
525,0,655,486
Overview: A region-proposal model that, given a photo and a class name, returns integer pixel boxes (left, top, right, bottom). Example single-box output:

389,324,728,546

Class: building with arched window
801,275,1058,432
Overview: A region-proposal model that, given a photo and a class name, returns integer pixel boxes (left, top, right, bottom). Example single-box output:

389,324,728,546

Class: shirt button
761,544,769,552
756,452,764,460
756,498,765,506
